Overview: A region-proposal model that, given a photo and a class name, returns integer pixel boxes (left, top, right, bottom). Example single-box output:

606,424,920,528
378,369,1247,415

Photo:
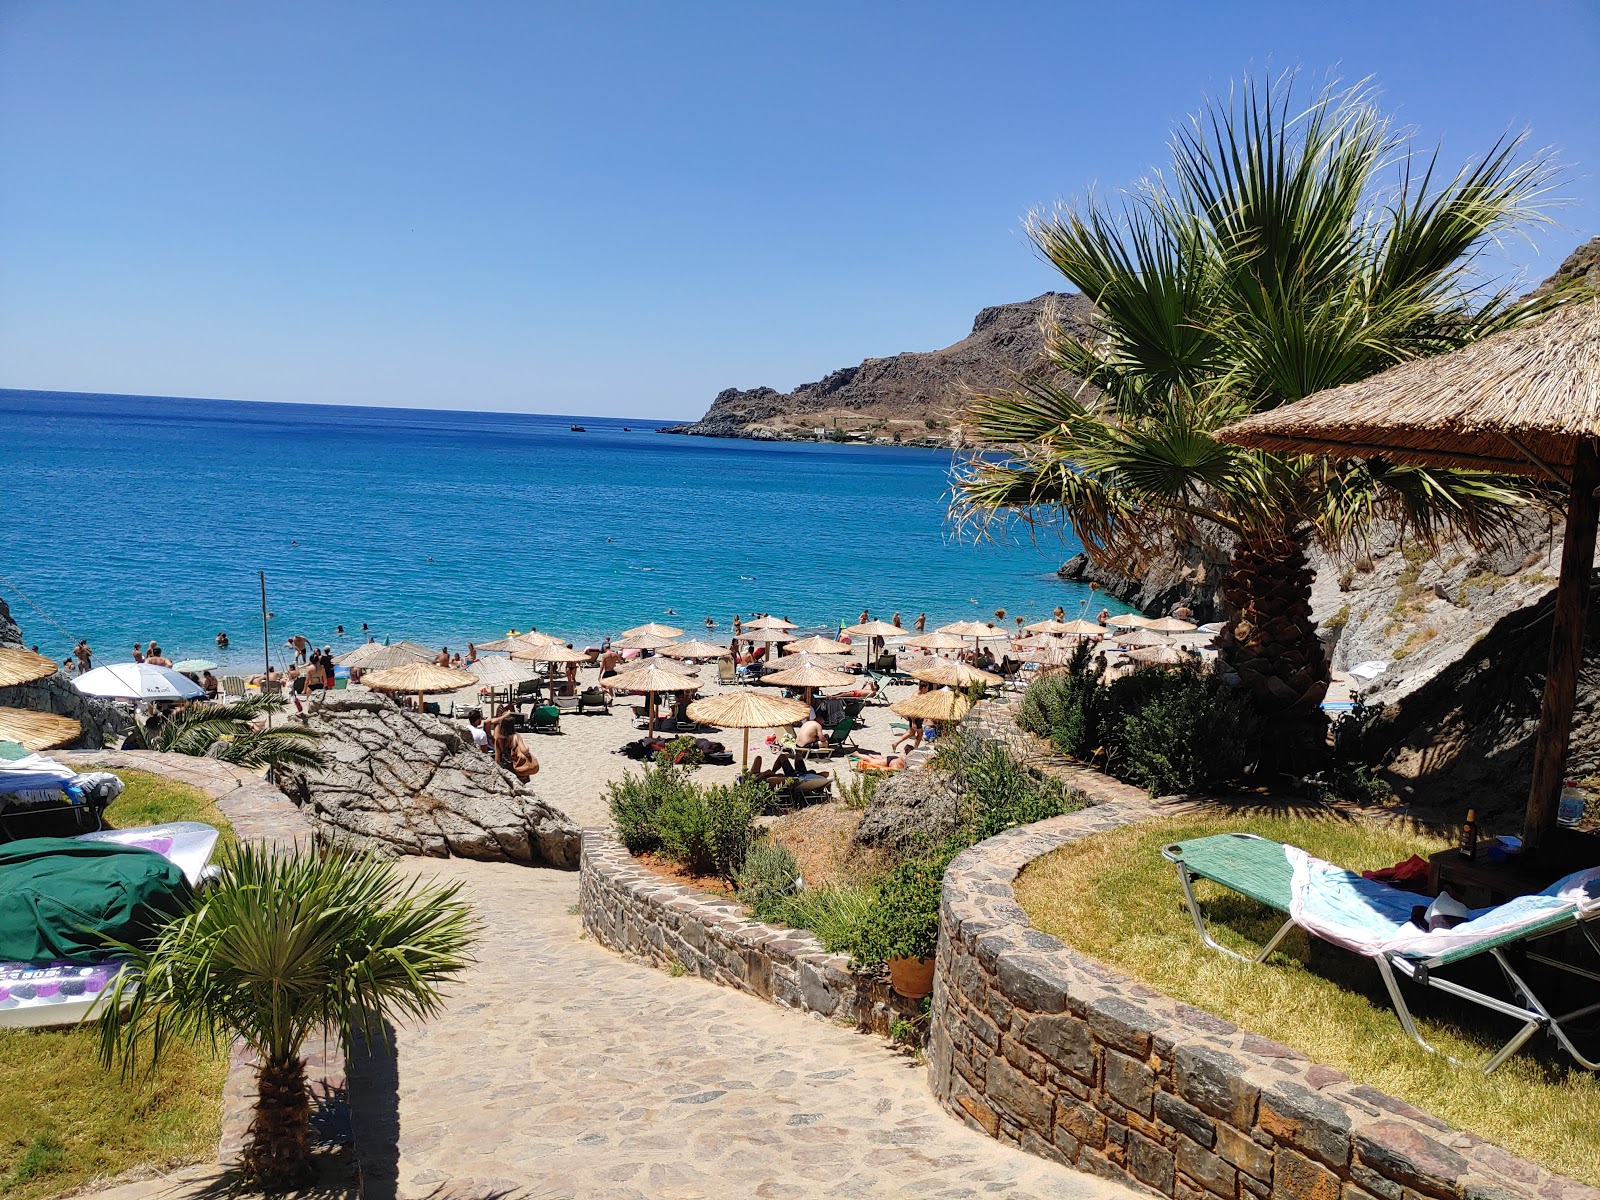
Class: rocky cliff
665,293,1096,445
0,597,129,748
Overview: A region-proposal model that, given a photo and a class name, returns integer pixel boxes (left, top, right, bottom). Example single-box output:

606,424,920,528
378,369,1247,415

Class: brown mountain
663,292,1095,446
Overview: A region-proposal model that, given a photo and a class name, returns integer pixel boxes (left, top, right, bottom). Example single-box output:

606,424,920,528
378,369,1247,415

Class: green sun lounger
1163,833,1600,1073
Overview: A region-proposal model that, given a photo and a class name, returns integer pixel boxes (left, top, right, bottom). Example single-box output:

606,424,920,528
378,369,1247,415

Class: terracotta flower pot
888,955,935,999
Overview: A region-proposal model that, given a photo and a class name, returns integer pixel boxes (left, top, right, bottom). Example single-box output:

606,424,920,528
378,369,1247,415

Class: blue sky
1,2,1596,420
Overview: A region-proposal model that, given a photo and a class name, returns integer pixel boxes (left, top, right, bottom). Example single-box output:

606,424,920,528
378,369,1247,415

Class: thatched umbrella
1026,618,1103,636
786,635,852,656
938,620,1007,649
737,628,793,645
658,640,732,661
906,658,1002,689
901,631,968,652
457,655,541,702
685,689,809,769
477,630,567,653
361,663,478,714
892,686,972,725
1145,616,1198,634
334,640,434,670
1218,298,1600,852
615,632,678,651
1114,630,1168,649
511,643,592,702
604,663,702,737
619,622,684,639
0,707,81,751
769,651,850,671
0,647,60,686
745,616,797,631
1106,613,1153,630
842,618,903,666
759,661,857,709
1130,645,1189,667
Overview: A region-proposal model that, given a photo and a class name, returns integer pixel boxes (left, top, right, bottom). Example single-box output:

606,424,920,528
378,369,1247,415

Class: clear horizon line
0,385,699,427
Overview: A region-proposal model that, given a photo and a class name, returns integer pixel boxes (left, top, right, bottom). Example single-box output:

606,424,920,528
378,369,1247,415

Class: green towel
0,838,192,963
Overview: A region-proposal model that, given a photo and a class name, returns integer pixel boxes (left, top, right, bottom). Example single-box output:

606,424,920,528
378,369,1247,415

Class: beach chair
219,676,246,702
553,694,580,714
1163,833,1600,1073
717,658,736,684
789,715,858,758
530,705,562,735
578,689,610,715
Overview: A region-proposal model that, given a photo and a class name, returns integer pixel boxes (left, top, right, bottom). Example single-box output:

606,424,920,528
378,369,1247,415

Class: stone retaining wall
581,832,922,1035
927,805,1599,1200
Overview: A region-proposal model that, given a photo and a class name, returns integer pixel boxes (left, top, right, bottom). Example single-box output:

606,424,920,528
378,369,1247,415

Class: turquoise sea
2,390,1112,670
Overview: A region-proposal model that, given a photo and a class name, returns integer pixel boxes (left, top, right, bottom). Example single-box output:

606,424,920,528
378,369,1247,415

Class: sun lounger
1163,832,1600,1073
717,658,736,684
577,690,610,715
530,705,561,734
219,675,246,702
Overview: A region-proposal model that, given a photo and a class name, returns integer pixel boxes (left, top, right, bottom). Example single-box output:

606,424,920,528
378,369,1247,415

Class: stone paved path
349,858,1138,1200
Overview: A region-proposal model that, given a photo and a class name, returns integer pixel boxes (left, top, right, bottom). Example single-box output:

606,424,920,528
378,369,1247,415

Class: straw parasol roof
335,640,434,669
614,632,678,651
686,690,810,769
1026,618,1102,636
0,707,81,751
361,664,478,694
759,663,857,690
658,640,732,660
786,635,852,656
906,658,1002,688
892,687,971,723
841,619,903,639
476,631,566,652
1114,629,1168,649
744,616,797,630
1145,616,1198,634
1218,299,1600,474
456,657,541,688
769,651,850,670
938,620,1007,639
1129,645,1188,666
737,628,794,645
510,643,590,664
900,631,968,651
0,647,59,686
619,622,684,639
1106,613,1152,629
602,663,702,693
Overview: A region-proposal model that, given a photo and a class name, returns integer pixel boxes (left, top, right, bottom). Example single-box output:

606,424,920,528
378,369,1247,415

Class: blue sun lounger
1162,833,1600,1073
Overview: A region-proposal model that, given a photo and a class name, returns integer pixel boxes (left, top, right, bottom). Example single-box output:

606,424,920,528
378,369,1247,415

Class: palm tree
131,694,326,771
955,74,1563,769
97,843,476,1187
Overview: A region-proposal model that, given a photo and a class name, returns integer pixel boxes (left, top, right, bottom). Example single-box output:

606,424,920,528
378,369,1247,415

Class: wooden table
1428,848,1551,906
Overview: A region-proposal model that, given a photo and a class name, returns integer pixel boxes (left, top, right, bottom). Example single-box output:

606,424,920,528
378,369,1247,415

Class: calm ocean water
2,390,1112,670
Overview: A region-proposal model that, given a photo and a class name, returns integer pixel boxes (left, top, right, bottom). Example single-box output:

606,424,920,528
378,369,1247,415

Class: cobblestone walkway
350,858,1138,1200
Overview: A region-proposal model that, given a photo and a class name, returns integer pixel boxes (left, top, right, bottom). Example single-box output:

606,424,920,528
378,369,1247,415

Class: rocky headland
0,596,129,747
663,292,1095,446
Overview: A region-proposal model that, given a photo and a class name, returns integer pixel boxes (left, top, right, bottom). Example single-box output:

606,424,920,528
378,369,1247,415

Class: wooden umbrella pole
1524,437,1600,853
742,727,750,772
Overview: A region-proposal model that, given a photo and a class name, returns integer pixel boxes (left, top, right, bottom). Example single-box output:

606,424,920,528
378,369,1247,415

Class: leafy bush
654,776,761,878
839,768,881,811
655,736,703,767
964,741,1079,842
734,839,800,919
1017,641,1106,757
771,884,876,955
1114,667,1260,795
606,761,696,853
851,850,953,967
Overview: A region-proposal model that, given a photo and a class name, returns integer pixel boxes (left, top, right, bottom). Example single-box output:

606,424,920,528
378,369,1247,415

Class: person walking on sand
286,634,309,663
74,639,93,673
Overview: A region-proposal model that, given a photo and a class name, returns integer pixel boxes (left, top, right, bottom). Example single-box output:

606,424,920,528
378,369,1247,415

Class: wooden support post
1523,437,1600,853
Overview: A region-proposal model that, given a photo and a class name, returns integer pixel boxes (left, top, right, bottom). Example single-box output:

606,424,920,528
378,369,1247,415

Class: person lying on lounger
854,751,908,771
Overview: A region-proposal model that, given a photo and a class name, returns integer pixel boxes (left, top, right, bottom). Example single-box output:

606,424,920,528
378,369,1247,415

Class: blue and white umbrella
73,662,205,701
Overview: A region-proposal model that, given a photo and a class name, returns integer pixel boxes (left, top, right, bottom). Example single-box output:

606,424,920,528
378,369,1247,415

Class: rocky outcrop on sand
852,766,963,852
276,697,581,867
0,597,129,748
1058,542,1231,624
665,293,1096,444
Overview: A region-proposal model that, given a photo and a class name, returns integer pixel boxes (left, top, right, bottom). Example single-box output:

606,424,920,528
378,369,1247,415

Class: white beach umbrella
73,662,205,701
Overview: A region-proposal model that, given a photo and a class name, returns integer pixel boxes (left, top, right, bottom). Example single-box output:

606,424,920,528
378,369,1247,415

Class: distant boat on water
570,424,586,432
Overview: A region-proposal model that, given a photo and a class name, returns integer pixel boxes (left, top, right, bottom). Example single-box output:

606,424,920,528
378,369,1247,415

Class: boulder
853,766,964,853
276,697,580,867
0,597,130,748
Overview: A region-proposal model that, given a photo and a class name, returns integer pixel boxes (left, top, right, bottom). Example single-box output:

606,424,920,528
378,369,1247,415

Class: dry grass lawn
1016,812,1600,1187
0,770,231,1200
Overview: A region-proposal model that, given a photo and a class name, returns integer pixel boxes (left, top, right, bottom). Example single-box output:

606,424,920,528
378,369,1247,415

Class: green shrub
734,839,800,919
655,735,704,767
655,777,760,878
964,741,1080,841
605,761,697,853
773,884,876,954
839,768,881,811
1018,641,1106,757
1115,667,1260,795
851,851,952,968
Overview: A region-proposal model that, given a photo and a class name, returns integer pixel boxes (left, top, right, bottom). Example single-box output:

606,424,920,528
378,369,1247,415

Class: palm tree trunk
1215,533,1330,773
243,1054,311,1187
